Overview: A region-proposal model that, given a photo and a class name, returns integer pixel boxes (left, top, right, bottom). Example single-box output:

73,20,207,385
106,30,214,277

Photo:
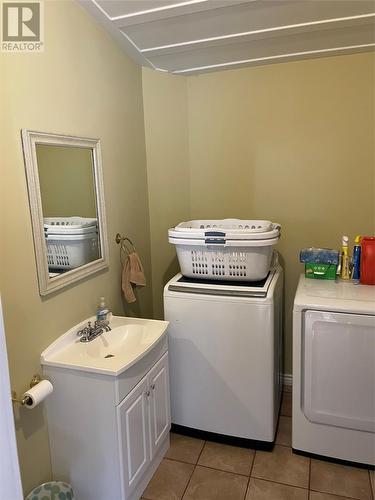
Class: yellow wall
36,145,97,218
142,68,190,319
0,1,152,493
1,3,374,492
143,52,375,373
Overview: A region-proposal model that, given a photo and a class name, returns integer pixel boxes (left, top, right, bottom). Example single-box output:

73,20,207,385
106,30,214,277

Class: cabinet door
117,376,150,497
148,352,171,457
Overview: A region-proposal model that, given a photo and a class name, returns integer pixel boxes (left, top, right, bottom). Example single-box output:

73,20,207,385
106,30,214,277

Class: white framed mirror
21,130,109,296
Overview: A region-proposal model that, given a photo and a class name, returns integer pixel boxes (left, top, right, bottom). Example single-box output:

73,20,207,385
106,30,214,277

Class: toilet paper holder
11,374,41,406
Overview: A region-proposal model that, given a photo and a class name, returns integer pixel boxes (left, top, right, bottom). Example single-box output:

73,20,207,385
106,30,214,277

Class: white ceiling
80,0,375,74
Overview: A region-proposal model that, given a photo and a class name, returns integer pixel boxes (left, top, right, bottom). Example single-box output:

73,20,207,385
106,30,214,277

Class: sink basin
41,315,169,375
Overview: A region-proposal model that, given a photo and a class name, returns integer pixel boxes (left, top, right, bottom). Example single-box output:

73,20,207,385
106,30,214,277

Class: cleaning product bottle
360,237,375,285
96,297,109,322
351,235,361,284
340,236,351,281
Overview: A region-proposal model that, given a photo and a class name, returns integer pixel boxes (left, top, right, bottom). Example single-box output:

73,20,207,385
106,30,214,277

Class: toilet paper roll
23,380,53,409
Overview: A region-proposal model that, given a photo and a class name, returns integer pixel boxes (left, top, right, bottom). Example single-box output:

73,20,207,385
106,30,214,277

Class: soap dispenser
96,297,109,322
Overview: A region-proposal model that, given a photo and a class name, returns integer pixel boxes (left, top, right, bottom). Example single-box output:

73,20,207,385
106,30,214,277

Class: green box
305,262,337,280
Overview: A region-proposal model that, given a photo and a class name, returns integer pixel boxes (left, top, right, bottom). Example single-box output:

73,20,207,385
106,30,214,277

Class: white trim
92,0,253,28
118,30,158,70
283,373,293,388
141,13,375,53
79,0,153,68
21,129,109,296
0,298,23,499
90,0,209,22
172,43,375,73
110,0,208,22
86,1,164,70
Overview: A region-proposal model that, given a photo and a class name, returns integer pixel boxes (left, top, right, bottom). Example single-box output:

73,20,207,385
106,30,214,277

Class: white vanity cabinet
118,352,170,498
43,335,170,500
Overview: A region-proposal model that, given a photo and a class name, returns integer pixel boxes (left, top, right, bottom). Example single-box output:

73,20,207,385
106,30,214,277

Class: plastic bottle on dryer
339,236,351,281
351,236,361,284
360,237,375,285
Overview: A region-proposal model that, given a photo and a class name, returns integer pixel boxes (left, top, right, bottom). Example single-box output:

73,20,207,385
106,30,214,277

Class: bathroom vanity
41,316,170,500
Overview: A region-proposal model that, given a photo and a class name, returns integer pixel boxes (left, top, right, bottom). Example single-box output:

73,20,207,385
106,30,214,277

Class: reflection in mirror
22,130,109,296
35,145,100,276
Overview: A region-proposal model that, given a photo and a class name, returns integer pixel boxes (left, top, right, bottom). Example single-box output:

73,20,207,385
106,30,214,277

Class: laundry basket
44,217,97,233
44,217,99,270
168,219,281,281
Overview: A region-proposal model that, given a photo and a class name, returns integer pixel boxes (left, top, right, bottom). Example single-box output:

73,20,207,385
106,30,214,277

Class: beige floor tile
198,441,255,475
143,458,194,500
370,471,374,495
182,465,248,500
276,416,292,447
165,432,205,464
310,492,357,500
280,392,292,417
246,478,308,499
251,445,309,488
310,460,372,500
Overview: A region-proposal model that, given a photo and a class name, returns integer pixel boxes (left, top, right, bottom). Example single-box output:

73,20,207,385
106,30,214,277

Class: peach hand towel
122,252,146,303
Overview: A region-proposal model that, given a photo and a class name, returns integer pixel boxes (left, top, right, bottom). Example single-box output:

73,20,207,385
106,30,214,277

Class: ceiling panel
95,1,180,19
79,0,375,74
144,16,375,59
123,0,375,51
146,24,375,72
110,0,251,27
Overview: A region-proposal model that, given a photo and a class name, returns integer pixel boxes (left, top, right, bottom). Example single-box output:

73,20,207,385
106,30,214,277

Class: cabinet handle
145,390,150,397
150,384,155,390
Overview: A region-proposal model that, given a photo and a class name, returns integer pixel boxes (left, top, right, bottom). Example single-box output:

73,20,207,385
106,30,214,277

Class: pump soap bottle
97,297,109,322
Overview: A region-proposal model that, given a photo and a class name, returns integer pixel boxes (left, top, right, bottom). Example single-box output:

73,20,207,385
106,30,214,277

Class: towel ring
115,233,137,264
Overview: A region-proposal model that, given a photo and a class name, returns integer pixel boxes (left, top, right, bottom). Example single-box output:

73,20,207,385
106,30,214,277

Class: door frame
0,297,23,499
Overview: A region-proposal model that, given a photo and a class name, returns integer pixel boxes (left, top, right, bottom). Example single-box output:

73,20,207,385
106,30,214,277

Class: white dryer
293,276,375,465
164,266,283,447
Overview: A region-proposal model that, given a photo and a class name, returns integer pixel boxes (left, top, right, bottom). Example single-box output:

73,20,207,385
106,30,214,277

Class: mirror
21,130,109,296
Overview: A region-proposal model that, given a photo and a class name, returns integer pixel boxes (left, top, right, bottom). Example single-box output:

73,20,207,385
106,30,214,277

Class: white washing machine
293,275,375,465
164,266,283,446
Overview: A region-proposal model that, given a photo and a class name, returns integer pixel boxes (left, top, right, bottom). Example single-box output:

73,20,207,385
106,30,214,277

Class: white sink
41,315,169,376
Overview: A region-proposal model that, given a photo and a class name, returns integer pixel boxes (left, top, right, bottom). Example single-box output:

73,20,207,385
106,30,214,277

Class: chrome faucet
76,320,111,343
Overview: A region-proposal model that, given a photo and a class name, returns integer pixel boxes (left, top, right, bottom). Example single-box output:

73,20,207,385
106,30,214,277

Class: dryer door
303,310,375,432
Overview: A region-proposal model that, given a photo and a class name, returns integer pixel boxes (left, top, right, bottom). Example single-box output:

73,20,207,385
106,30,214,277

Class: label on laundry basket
204,231,226,237
204,238,226,244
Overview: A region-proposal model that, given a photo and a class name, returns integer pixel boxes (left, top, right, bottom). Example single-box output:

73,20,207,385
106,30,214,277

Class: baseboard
282,373,293,387
171,424,275,451
292,448,375,470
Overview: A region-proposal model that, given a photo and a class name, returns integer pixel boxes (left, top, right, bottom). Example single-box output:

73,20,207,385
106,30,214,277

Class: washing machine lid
294,274,375,315
167,269,276,297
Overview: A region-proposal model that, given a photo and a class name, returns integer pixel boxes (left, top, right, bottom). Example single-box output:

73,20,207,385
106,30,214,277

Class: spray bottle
351,235,361,284
340,236,351,281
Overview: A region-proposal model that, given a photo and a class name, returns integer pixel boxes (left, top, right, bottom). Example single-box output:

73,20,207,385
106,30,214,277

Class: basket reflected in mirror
44,217,100,273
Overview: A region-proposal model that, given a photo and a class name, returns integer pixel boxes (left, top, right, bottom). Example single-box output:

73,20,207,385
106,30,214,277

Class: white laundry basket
44,217,99,270
44,217,97,233
168,219,281,281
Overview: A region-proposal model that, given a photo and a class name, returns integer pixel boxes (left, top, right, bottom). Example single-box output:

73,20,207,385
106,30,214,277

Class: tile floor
142,391,374,500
